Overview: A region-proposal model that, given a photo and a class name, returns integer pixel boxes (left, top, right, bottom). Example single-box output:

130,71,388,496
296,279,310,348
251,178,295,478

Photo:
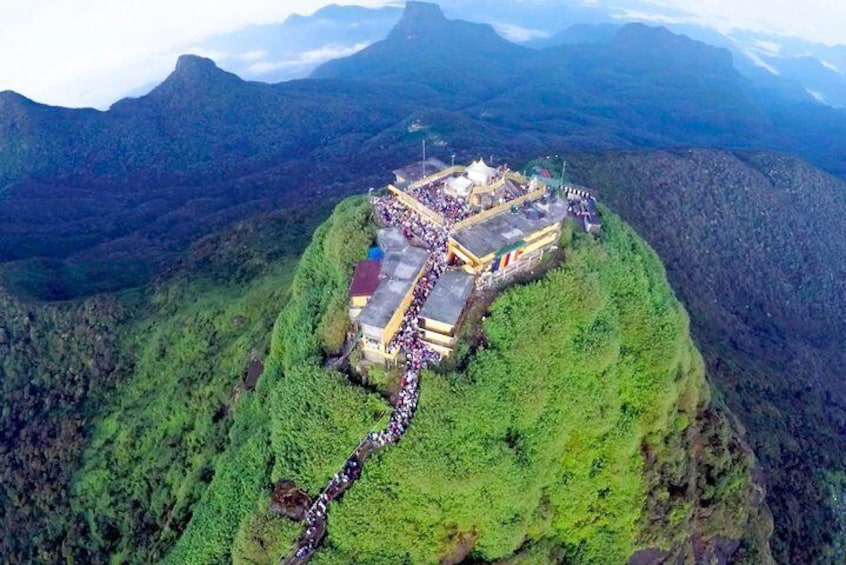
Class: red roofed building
348,260,382,319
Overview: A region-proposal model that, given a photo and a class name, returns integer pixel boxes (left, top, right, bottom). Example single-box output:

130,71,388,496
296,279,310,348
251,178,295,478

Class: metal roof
349,261,382,298
419,270,475,328
358,240,429,334
452,197,570,260
358,279,416,337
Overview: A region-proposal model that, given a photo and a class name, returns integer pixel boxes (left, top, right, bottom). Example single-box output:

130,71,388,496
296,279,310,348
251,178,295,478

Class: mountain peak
0,90,33,105
0,90,37,118
174,54,223,76
109,54,242,111
167,53,244,87
390,1,447,40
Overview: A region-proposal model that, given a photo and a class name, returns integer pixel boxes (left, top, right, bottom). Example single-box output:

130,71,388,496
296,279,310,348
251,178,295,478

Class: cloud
820,60,842,74
492,23,550,43
750,40,782,56
806,88,826,102
245,42,372,76
742,49,781,75
611,9,700,26
0,0,392,108
635,0,846,46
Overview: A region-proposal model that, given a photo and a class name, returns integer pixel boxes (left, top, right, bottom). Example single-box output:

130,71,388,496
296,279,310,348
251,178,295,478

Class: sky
0,0,390,109
0,0,844,109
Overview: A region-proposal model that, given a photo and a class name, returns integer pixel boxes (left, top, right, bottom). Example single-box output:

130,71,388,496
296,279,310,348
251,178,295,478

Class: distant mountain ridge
3,2,846,301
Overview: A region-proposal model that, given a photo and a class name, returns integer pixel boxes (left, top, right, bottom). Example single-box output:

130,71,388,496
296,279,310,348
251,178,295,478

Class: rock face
269,480,312,521
388,1,448,40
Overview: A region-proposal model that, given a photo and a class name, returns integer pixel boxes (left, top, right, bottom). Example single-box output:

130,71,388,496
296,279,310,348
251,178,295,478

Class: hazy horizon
1,0,844,109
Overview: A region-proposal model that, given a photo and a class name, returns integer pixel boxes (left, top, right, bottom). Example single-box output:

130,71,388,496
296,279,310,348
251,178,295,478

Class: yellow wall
462,224,561,275
421,318,455,336
350,295,369,308
362,263,428,351
524,223,558,244
388,185,445,226
406,165,464,190
363,343,399,362
523,231,559,255
448,239,481,270
421,330,455,347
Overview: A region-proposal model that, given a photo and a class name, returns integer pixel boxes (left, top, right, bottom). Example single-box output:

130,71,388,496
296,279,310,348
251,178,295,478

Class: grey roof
358,240,430,335
452,197,570,259
377,227,408,254
419,270,475,327
381,246,429,282
358,279,416,338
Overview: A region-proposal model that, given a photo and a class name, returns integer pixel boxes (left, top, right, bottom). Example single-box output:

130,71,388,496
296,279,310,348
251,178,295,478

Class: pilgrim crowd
408,182,472,223
284,195,449,565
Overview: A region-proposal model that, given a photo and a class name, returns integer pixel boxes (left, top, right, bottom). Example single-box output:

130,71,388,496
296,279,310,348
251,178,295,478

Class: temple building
465,158,498,185
357,229,429,363
351,159,602,364
448,196,570,278
418,270,475,356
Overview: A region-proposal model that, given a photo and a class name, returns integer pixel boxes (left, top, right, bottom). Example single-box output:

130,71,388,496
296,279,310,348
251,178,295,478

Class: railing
453,188,546,231
406,165,464,191
387,185,446,226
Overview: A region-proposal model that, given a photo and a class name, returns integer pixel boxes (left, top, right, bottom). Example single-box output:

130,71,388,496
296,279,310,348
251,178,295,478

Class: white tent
446,175,474,197
466,159,497,185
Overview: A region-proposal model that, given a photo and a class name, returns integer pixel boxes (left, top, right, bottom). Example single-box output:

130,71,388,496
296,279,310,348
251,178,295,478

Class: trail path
282,199,448,564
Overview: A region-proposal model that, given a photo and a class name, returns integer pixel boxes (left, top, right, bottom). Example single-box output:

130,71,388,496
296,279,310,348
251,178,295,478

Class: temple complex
349,158,601,362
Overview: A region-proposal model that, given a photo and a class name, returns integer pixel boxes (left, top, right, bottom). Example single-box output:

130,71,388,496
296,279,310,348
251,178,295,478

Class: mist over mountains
2,2,845,301
171,1,846,110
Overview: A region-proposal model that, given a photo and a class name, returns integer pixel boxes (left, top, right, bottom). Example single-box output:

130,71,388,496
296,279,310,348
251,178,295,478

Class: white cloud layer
636,0,846,46
0,1,844,108
493,23,550,43
0,0,388,109
245,42,373,76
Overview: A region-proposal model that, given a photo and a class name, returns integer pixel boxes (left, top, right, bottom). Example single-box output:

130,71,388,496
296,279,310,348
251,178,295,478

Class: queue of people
285,195,450,565
374,195,450,249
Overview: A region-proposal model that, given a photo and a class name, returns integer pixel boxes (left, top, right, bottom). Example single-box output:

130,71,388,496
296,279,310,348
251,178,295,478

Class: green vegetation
0,286,126,564
300,209,766,564
69,259,295,563
1,192,770,563
167,198,766,563
566,149,846,563
0,207,322,563
166,197,390,563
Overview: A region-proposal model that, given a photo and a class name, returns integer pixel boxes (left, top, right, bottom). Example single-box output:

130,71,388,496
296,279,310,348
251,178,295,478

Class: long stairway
282,200,449,564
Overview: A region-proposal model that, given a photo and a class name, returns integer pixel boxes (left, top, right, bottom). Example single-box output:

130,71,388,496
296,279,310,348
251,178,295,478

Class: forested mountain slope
566,148,846,563
0,2,844,562
0,209,315,563
164,198,771,564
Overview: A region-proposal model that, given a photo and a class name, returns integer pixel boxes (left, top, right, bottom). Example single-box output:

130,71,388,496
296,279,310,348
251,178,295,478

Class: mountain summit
387,1,448,40
173,54,223,76
311,1,527,102
136,54,243,104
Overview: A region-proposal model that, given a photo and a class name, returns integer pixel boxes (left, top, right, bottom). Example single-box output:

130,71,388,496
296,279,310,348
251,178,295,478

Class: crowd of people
373,195,450,249
408,182,472,223
284,195,451,565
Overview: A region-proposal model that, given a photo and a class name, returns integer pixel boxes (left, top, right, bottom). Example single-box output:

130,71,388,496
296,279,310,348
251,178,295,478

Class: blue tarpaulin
368,246,384,261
